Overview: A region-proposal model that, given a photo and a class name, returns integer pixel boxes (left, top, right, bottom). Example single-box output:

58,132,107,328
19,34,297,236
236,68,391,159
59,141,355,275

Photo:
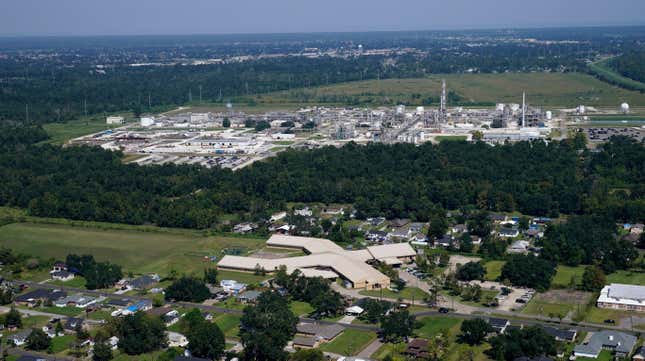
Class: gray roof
296,322,344,340
574,330,637,356
237,290,262,300
606,283,645,301
541,326,576,341
292,335,318,347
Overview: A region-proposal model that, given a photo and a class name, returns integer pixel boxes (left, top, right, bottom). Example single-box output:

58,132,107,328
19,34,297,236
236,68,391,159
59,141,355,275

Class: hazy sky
1,0,644,36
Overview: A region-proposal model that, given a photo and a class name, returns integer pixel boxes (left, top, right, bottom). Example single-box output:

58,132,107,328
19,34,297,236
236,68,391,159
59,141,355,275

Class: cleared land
0,222,264,276
551,265,585,288
249,73,645,107
319,329,377,356
360,287,429,301
522,290,591,319
484,261,505,281
42,117,127,145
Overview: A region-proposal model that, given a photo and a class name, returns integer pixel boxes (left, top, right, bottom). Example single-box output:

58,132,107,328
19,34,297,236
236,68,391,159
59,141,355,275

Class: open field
522,290,591,319
606,269,645,285
360,287,429,301
42,116,129,145
0,222,264,276
588,59,645,93
319,329,377,356
415,316,461,338
484,261,505,281
248,73,645,107
551,265,585,288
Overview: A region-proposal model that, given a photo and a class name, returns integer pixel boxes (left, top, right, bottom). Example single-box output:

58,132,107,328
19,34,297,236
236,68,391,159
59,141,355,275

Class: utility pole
148,93,151,109
522,92,526,128
25,104,29,123
84,98,87,117
188,88,192,103
199,85,202,103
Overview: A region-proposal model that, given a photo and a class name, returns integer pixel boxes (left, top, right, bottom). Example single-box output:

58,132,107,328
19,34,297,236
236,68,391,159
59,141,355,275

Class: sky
1,0,644,36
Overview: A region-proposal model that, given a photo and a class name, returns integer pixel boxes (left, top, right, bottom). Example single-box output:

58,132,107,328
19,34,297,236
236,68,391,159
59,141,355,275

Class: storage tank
577,105,586,115
621,102,630,114
545,111,553,120
496,103,505,111
395,105,406,114
416,106,425,115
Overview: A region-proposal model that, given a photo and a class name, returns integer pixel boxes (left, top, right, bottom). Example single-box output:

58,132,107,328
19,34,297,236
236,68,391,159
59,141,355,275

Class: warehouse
218,234,416,290
596,283,645,312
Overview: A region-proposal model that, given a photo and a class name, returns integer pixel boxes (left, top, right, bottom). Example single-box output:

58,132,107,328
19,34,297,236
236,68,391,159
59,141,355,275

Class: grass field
42,116,128,145
214,313,242,338
319,329,377,356
576,349,614,361
289,301,314,316
522,299,572,319
248,73,645,107
0,222,264,277
50,276,88,289
484,261,505,281
551,265,585,288
415,316,461,338
359,287,429,301
607,270,645,285
588,59,645,93
584,307,635,325
50,334,76,353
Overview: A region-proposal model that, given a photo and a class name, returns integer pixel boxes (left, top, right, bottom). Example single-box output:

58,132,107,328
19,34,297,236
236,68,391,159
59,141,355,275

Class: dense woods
612,51,645,83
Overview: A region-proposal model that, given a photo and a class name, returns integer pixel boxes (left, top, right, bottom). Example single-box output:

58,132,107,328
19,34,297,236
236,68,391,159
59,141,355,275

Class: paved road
357,338,383,358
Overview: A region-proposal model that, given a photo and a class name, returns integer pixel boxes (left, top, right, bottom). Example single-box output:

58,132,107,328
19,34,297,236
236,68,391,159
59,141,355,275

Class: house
409,223,425,234
15,289,67,307
51,262,68,273
233,222,258,234
294,207,313,217
435,234,455,248
108,336,119,350
237,290,262,304
367,217,386,227
498,228,520,238
220,280,247,295
8,329,31,346
489,214,507,223
166,331,189,347
451,224,468,234
388,228,411,241
322,207,344,216
54,294,99,308
633,346,645,361
292,335,319,349
488,318,510,334
129,274,160,290
541,326,577,342
574,330,637,359
296,322,344,343
597,283,645,312
63,317,85,333
404,338,429,359
524,228,543,238
105,298,131,308
345,305,364,316
117,299,153,316
51,270,75,282
365,230,387,243
390,218,410,228
630,223,644,235
507,240,530,254
270,211,287,223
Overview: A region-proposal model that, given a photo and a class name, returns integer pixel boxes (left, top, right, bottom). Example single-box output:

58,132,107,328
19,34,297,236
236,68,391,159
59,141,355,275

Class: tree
392,278,406,292
55,321,64,335
456,262,486,281
93,341,114,361
467,211,492,237
164,276,210,302
359,299,391,324
289,349,324,361
203,268,218,284
461,284,482,302
518,217,530,231
26,329,51,350
486,326,556,361
240,291,298,361
428,213,448,239
187,321,226,360
459,318,491,345
311,290,343,318
222,117,231,128
116,312,167,355
4,306,21,328
380,309,415,342
500,255,556,291
460,234,474,253
580,265,606,292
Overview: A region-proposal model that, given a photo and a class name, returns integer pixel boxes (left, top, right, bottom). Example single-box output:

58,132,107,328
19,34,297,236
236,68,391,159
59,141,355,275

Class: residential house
220,280,247,295
574,330,637,359
51,262,68,273
15,289,67,307
630,223,644,235
117,299,153,316
129,274,160,290
489,214,507,223
322,207,344,216
507,240,530,254
166,331,189,347
367,217,386,227
54,294,100,308
388,228,411,241
390,218,410,228
633,346,645,361
488,318,510,334
233,222,258,234
409,223,425,234
435,234,455,248
294,207,313,217
365,230,387,243
292,335,319,349
404,338,429,359
344,305,364,316
237,290,262,304
499,228,520,238
51,270,75,282
105,298,131,308
451,224,468,234
16,356,55,361
541,326,577,342
270,211,287,223
296,322,344,344
107,336,119,350
8,330,31,346
64,317,85,333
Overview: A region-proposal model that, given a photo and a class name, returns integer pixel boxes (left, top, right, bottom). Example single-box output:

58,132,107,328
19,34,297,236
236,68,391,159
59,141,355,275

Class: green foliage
456,262,486,281
26,328,51,351
380,309,415,343
428,213,448,239
164,276,211,302
501,255,556,291
273,268,343,318
66,254,123,289
4,306,22,328
581,265,606,292
116,311,167,355
203,267,218,284
289,349,324,361
459,318,491,345
93,341,114,361
240,291,298,361
187,320,226,360
486,326,557,361
358,299,392,324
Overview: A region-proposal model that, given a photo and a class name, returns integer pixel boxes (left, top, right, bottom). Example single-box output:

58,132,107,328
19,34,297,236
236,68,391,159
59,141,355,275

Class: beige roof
381,257,403,265
367,243,416,260
266,234,345,254
218,235,413,287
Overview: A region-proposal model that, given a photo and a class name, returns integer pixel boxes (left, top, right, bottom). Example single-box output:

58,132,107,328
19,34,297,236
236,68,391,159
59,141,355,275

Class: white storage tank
140,117,155,127
621,102,630,114
577,105,586,115
496,103,505,111
545,111,553,120
416,106,425,115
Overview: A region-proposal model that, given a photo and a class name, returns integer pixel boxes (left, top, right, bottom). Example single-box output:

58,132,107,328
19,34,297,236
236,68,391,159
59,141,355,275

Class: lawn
0,222,264,277
249,73,645,107
217,270,270,284
576,349,614,361
289,301,314,316
415,316,461,338
319,329,377,356
39,306,84,317
607,270,645,285
457,289,500,308
359,287,429,302
522,299,572,319
50,276,88,289
214,314,242,338
484,261,505,281
551,265,586,288
111,351,164,361
584,306,635,325
42,116,128,145
50,334,76,353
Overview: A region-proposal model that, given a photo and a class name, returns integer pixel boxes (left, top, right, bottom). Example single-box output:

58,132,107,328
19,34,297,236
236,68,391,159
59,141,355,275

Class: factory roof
367,243,416,260
598,283,645,307
266,234,345,254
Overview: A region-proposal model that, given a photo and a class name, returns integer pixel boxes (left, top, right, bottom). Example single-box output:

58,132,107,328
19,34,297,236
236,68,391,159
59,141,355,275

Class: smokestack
522,92,526,128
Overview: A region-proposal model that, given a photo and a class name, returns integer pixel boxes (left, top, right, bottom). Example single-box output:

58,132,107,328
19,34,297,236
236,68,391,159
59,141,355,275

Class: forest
611,50,645,83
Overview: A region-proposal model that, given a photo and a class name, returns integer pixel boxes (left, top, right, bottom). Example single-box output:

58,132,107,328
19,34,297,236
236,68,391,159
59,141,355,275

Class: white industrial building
597,283,645,312
217,234,416,290
106,116,125,125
